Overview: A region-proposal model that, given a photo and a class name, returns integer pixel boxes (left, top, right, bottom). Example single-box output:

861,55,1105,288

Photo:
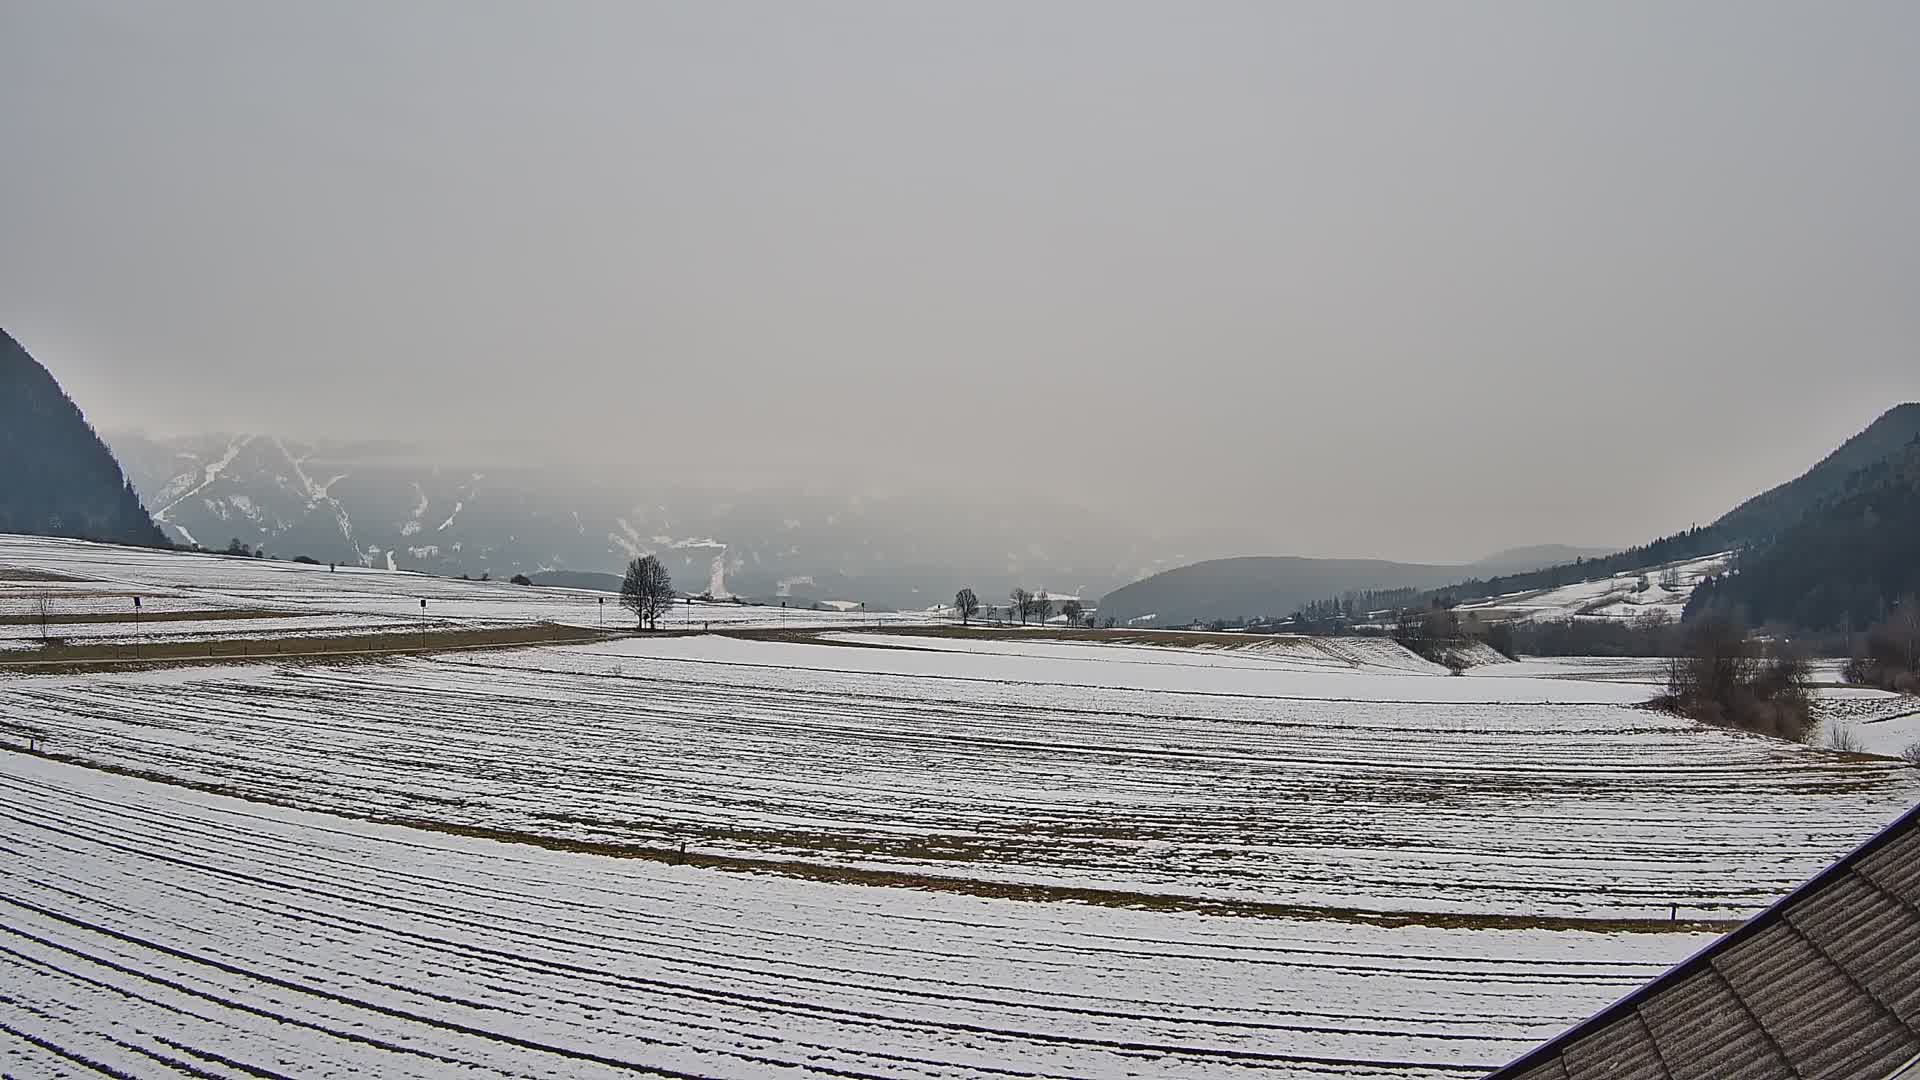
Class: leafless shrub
1845,597,1920,694
1657,614,1812,742
1898,742,1920,766
1826,724,1865,754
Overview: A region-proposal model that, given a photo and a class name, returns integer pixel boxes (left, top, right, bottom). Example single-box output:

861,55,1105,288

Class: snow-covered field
0,612,440,651
1818,693,1920,758
826,630,1470,677
5,633,1913,924
1475,655,1920,758
1452,552,1732,624
0,534,939,639
0,581,246,617
4,533,1918,1078
0,753,1711,1079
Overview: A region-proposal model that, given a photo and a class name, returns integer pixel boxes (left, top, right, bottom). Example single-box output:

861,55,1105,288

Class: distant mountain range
110,430,1619,613
1102,404,1920,628
107,431,1207,610
0,330,167,548
24,315,1904,634
1429,403,1920,610
1093,548,1610,626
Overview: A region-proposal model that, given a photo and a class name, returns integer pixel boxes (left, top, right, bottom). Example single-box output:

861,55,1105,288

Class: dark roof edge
1485,798,1920,1078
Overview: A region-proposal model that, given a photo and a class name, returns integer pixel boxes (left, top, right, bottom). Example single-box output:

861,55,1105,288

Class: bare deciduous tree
1009,588,1033,626
954,588,979,626
1029,591,1052,624
1061,599,1083,625
620,555,675,631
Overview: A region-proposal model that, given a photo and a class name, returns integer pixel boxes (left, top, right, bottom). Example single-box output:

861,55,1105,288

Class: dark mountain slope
0,330,167,547
1715,402,1920,542
1427,403,1920,608
1101,405,1918,627
1686,439,1920,631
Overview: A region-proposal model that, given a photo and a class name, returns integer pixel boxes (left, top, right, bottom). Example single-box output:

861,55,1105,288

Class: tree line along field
4,532,1920,1078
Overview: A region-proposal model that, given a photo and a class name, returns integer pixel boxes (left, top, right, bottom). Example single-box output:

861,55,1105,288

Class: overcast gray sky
4,1,1917,562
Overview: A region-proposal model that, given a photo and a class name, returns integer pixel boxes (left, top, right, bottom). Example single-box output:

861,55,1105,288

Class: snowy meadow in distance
2,534,1917,1079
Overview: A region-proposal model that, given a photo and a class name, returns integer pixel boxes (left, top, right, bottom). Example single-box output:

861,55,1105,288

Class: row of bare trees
952,587,1084,626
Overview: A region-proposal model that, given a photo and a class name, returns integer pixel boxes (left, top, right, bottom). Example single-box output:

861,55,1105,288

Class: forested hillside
1096,556,1473,626
1428,404,1920,611
1715,403,1920,541
1429,528,1726,607
1686,440,1920,631
0,330,169,547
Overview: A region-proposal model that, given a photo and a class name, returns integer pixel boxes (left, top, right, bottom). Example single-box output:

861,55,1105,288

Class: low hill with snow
1453,552,1732,624
1431,403,1920,620
1093,547,1611,627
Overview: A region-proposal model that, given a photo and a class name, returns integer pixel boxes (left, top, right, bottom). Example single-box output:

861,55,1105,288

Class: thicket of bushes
1842,601,1920,694
1500,612,1678,657
1651,614,1814,742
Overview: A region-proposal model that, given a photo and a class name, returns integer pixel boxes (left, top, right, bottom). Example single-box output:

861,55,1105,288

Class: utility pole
419,598,427,650
598,595,604,630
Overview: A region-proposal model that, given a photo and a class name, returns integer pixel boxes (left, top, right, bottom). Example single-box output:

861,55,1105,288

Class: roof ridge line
1485,799,1920,1077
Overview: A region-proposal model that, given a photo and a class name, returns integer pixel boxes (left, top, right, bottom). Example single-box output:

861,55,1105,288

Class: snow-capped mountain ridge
110,431,1180,609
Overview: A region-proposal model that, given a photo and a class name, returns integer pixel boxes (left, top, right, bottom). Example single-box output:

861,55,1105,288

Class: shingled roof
1488,801,1920,1080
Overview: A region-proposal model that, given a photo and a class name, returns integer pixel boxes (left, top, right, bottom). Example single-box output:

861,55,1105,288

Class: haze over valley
5,3,1920,1078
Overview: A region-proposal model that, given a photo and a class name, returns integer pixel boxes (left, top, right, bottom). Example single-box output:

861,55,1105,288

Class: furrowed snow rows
4,532,1916,1077
0,754,1700,1080
5,634,1914,921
